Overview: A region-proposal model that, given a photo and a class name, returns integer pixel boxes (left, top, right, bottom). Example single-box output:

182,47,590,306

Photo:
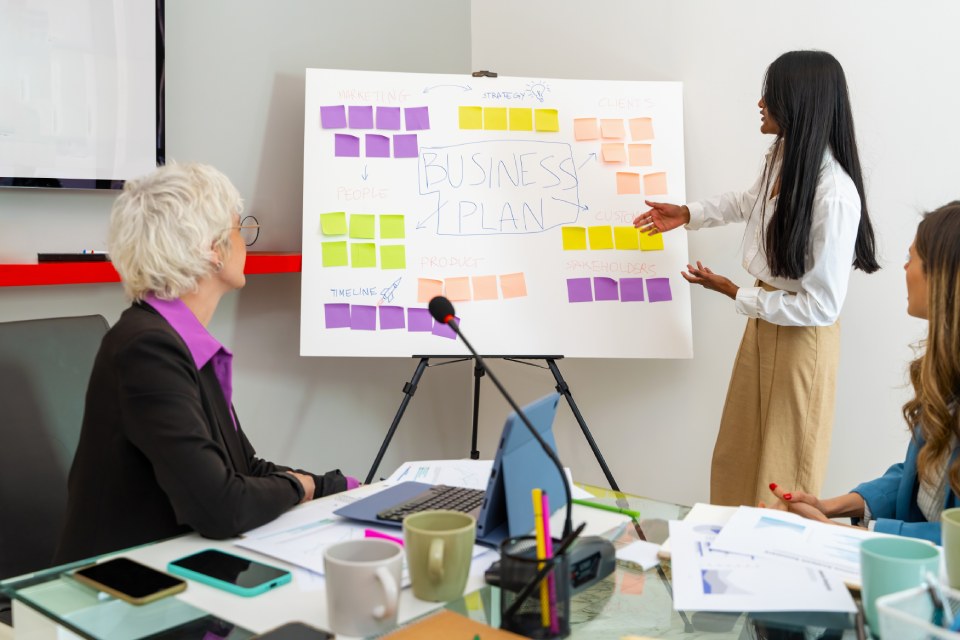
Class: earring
214,260,224,273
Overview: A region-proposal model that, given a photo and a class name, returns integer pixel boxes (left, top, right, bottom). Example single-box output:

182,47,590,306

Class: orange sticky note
562,226,587,250
614,226,640,250
573,118,599,141
601,143,626,163
509,108,533,131
630,117,654,140
417,278,443,303
459,106,482,130
629,144,653,166
500,272,528,298
484,107,508,130
640,231,664,251
588,226,614,250
616,172,641,195
600,118,625,139
472,275,498,300
643,172,668,196
534,109,559,132
445,277,471,301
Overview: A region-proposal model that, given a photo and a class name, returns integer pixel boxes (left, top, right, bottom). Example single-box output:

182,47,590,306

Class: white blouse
685,149,862,327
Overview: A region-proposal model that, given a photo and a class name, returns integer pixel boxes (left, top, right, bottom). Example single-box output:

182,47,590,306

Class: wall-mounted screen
0,0,164,189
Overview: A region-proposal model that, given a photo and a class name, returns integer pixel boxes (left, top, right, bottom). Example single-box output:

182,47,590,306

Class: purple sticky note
404,106,430,131
334,134,360,157
432,316,459,340
324,303,351,328
567,278,593,303
594,277,619,301
376,106,402,130
393,134,419,158
647,277,673,302
620,278,645,302
379,306,405,330
365,134,390,158
408,308,433,332
350,305,376,330
348,105,374,129
320,105,346,129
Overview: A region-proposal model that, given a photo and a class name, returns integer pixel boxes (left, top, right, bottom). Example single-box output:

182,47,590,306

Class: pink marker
364,529,404,546
542,492,560,634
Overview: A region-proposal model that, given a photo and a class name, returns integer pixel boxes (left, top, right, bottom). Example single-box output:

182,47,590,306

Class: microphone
428,296,574,539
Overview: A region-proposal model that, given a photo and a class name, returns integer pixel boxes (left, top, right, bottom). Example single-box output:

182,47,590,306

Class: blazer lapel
198,365,247,474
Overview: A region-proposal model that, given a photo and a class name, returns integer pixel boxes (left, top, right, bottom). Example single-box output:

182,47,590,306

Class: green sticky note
380,215,405,239
351,243,377,267
535,108,559,132
459,106,482,130
349,214,376,239
509,108,533,131
614,226,640,250
561,226,587,250
320,211,347,236
321,241,348,267
381,245,406,269
640,231,665,251
484,107,508,130
588,226,614,250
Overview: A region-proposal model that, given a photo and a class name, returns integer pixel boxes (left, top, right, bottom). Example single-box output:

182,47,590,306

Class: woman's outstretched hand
759,483,830,522
681,261,739,300
633,200,690,235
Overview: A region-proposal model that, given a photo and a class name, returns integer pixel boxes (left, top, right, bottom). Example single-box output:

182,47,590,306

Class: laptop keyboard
376,485,485,522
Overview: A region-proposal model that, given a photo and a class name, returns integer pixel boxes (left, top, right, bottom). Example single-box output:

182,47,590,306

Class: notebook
334,392,566,547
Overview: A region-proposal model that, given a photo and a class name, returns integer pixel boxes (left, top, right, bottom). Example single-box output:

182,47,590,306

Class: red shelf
0,252,303,288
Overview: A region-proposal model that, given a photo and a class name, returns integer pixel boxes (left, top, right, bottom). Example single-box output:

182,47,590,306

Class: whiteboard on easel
300,68,692,358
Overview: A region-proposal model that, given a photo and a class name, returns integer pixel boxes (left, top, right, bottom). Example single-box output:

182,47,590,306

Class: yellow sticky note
600,118,625,139
459,106,482,130
615,226,640,250
472,275,498,300
629,144,653,167
509,108,533,131
380,215,405,239
617,172,641,195
380,245,406,269
350,242,377,267
417,278,443,303
500,272,527,299
445,277,471,301
588,226,614,250
484,107,508,130
643,172,668,196
640,231,665,251
349,214,376,239
630,117,654,140
534,108,559,132
601,143,626,163
562,226,587,250
573,118,599,141
320,211,347,236
321,241,348,267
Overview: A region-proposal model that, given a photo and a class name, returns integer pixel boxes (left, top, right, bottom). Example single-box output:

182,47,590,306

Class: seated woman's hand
762,483,830,523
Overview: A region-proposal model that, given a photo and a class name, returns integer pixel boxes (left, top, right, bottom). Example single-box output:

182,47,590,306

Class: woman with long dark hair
634,50,879,507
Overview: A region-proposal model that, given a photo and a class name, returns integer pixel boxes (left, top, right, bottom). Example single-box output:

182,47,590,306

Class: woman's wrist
822,493,865,519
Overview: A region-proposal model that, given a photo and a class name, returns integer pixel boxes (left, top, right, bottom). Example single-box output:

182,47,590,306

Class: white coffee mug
323,538,403,637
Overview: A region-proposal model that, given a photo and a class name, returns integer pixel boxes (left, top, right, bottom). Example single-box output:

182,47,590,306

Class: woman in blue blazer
765,201,960,544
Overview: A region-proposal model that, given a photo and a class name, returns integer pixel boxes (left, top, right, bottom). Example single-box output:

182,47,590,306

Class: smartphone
71,557,187,605
167,549,291,597
254,621,334,639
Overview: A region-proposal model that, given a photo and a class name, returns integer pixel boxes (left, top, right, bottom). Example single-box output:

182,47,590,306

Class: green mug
942,507,960,589
859,536,940,636
403,510,475,602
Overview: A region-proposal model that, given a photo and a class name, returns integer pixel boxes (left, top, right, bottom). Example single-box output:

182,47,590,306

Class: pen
364,529,404,546
572,498,641,520
926,571,954,628
542,491,560,634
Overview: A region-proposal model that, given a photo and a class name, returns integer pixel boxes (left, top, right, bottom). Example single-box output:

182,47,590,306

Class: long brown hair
907,201,960,492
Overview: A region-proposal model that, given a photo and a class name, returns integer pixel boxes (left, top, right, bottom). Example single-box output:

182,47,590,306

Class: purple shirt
144,294,236,430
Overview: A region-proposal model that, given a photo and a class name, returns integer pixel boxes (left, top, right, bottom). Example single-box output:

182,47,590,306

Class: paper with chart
301,69,691,358
669,519,856,612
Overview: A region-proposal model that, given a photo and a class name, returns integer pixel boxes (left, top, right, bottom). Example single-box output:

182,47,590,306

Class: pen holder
877,584,960,639
498,535,571,639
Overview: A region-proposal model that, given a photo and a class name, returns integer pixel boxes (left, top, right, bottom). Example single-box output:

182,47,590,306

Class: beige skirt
709,282,841,507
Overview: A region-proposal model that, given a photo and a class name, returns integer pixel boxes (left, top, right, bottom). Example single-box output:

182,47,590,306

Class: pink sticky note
630,117,654,140
379,306,405,330
407,308,433,332
417,278,443,303
629,144,653,166
600,119,625,139
573,118,599,141
500,273,527,299
365,134,390,158
324,303,351,328
594,277,619,301
320,105,347,129
616,172,641,195
472,275,498,301
348,105,374,129
432,316,458,340
350,305,376,330
404,106,430,131
647,277,672,302
567,278,593,303
601,143,626,163
445,277,471,301
643,172,668,196
376,106,402,130
620,278,645,302
393,134,419,158
334,134,360,157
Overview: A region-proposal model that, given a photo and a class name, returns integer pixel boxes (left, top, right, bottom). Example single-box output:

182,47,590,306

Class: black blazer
55,302,345,564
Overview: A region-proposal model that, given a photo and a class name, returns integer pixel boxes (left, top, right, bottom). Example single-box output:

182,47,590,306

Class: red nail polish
769,483,777,491
784,493,792,501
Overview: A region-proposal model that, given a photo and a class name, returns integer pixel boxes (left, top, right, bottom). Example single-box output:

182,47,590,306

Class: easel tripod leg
364,357,429,484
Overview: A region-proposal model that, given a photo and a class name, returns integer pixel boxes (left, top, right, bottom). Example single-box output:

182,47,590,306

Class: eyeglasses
235,215,260,246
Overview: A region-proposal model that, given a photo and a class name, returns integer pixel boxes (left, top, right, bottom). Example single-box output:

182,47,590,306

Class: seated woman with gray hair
55,163,356,563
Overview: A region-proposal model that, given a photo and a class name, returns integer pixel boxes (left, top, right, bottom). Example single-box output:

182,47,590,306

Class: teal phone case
166,550,291,597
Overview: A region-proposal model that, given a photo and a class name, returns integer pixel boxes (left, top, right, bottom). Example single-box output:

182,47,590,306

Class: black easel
364,354,622,494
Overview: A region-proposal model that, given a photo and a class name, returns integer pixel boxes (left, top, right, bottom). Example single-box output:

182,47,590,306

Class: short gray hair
108,163,244,300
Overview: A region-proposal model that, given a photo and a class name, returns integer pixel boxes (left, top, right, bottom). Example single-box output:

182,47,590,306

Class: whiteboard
301,68,692,358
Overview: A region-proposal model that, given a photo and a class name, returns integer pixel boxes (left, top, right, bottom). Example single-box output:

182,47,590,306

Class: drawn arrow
422,84,472,94
550,196,589,211
416,201,447,229
577,153,597,171
361,165,369,181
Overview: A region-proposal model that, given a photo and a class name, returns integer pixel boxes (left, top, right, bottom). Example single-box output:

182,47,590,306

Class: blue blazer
852,436,960,543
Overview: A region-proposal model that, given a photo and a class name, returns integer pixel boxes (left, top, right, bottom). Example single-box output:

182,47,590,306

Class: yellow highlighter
532,488,550,627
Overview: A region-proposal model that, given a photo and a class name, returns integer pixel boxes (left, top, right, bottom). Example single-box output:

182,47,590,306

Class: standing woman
634,50,880,507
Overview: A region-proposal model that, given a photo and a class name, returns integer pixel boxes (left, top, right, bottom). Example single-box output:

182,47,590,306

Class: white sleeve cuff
685,201,706,230
735,286,761,318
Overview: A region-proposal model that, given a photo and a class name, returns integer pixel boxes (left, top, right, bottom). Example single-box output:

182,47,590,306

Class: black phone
254,621,334,639
72,557,187,605
167,549,292,597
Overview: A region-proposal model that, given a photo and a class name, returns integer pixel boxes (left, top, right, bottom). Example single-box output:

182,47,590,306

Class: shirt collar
143,294,230,369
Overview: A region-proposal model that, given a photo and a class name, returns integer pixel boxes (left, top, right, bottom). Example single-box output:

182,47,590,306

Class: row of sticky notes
324,304,457,339
320,212,405,239
321,242,406,269
335,133,418,158
458,106,559,132
567,277,672,303
601,143,652,166
616,171,668,196
561,226,664,251
574,117,654,141
417,273,527,303
321,105,430,131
